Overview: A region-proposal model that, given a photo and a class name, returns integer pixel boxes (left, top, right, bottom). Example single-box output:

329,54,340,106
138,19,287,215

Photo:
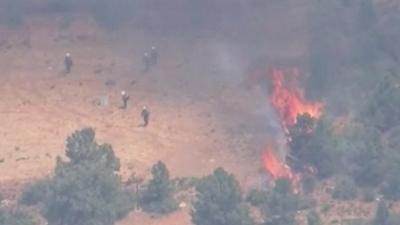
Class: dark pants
65,64,71,73
144,62,150,72
151,54,157,65
122,100,128,109
143,115,149,126
65,58,72,74
143,57,151,72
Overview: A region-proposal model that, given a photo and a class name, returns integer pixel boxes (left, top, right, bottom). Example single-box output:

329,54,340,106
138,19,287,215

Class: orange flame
270,67,322,128
262,146,290,178
263,145,301,193
261,67,323,193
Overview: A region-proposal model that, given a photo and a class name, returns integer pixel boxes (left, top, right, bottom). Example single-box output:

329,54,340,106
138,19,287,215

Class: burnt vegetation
303,67,400,197
254,0,400,223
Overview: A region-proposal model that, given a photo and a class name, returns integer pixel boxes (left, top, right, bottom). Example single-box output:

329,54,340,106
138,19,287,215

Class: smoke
212,43,248,85
259,67,323,191
306,0,400,116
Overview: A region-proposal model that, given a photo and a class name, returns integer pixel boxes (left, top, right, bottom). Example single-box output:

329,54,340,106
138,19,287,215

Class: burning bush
269,68,322,130
262,67,325,191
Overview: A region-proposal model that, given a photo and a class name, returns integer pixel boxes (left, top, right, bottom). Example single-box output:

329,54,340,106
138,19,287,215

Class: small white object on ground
179,202,187,208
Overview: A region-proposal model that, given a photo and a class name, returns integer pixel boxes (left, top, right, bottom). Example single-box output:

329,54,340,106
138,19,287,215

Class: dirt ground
0,1,313,224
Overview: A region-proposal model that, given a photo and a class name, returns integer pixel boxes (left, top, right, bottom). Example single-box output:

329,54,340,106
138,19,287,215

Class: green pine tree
191,168,254,225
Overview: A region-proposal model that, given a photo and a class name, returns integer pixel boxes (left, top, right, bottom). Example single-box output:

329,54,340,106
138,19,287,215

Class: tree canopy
191,168,254,225
22,128,133,225
140,161,177,214
0,208,36,225
362,71,400,132
288,114,339,178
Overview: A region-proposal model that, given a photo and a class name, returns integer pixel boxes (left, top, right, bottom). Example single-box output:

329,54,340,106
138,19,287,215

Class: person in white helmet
142,52,151,72
141,106,150,127
150,46,158,65
64,52,73,74
121,91,130,109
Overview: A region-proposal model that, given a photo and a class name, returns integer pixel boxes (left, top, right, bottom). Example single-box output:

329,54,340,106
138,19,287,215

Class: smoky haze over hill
1,0,399,111
0,1,399,152
1,0,399,171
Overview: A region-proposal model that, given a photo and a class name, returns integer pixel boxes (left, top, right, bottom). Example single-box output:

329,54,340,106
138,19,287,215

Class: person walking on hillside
143,52,151,72
121,91,130,109
64,52,73,74
150,46,158,65
141,106,150,127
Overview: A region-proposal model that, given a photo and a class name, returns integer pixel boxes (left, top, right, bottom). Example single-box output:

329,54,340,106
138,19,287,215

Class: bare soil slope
0,1,314,224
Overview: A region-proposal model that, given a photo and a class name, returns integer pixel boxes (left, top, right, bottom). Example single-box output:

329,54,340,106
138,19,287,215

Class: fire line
262,67,323,192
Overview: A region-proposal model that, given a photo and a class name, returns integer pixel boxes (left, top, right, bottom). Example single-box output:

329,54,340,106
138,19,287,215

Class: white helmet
151,46,156,50
144,52,149,57
142,106,147,110
121,91,126,96
66,52,71,57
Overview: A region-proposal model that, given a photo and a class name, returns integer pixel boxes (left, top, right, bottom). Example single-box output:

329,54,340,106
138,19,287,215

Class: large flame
263,145,301,192
262,146,290,178
262,67,323,192
270,67,322,128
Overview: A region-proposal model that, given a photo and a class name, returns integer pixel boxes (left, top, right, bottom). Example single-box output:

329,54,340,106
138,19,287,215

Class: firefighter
121,91,130,109
64,52,73,74
141,106,150,127
150,46,158,65
143,52,151,72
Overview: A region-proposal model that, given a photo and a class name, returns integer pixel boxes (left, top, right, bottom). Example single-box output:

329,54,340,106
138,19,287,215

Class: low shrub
332,177,358,200
19,179,50,206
